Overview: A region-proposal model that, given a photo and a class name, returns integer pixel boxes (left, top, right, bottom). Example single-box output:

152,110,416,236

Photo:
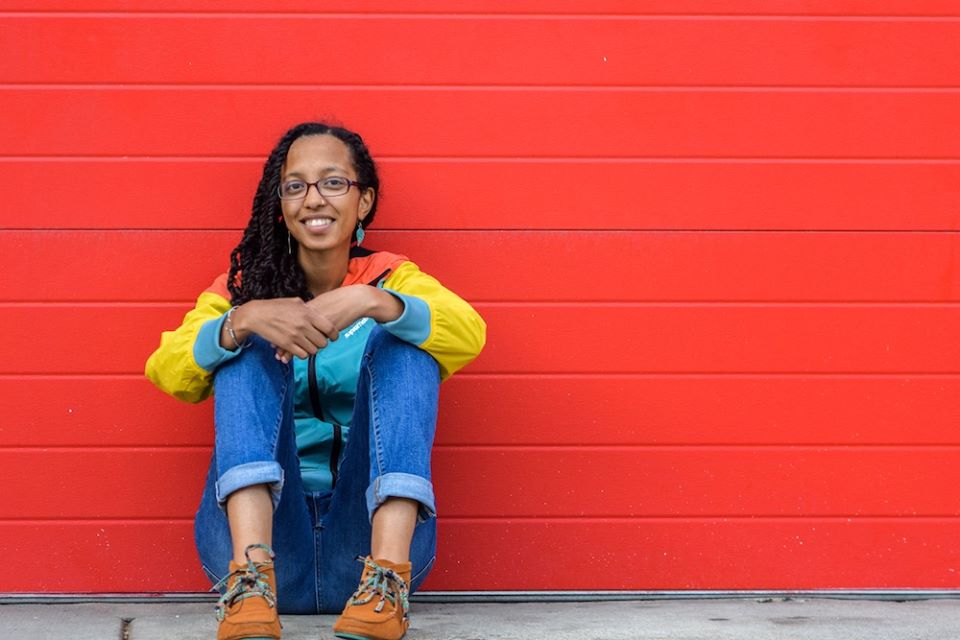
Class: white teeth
304,218,333,228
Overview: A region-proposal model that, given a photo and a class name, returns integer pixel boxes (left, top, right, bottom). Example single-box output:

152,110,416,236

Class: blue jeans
194,327,440,614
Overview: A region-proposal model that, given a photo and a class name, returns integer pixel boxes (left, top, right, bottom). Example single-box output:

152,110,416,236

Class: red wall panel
5,160,960,231
1,2,958,594
5,448,960,520
5,17,960,86
5,90,960,158
7,520,960,592
7,230,960,302
6,304,960,375
7,375,960,448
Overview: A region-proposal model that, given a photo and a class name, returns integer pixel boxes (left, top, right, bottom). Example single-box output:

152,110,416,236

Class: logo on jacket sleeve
343,317,371,339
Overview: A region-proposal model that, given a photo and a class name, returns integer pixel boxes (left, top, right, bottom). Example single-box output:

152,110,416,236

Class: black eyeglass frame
277,177,365,201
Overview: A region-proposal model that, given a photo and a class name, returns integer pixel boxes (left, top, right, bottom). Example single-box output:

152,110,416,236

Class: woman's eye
324,178,348,188
284,182,306,193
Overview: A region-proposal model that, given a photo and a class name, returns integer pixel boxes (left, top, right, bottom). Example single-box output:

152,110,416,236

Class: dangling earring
287,230,292,254
355,220,365,246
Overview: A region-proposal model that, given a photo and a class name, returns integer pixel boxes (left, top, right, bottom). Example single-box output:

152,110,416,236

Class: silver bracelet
225,306,250,350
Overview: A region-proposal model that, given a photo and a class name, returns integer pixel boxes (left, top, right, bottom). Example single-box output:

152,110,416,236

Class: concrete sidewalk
5,597,960,639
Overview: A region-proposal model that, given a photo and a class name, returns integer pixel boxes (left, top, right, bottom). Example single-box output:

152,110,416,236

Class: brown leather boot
333,556,412,640
214,544,282,640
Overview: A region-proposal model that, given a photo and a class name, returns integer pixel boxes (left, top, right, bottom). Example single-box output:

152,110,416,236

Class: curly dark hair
227,122,381,305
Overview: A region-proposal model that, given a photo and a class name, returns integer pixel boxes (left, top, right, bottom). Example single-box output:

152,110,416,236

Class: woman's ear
358,187,376,221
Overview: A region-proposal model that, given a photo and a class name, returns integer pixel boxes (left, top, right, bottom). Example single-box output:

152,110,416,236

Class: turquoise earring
355,221,365,246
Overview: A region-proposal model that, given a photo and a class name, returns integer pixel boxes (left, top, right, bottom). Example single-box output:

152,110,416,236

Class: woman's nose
304,183,327,206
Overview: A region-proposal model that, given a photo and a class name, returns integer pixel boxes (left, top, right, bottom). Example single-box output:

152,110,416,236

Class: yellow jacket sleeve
144,275,233,403
380,261,486,380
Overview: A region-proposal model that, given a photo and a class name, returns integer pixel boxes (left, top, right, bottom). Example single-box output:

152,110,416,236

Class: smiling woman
143,122,487,640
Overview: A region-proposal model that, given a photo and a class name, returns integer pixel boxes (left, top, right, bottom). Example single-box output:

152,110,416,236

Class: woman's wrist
220,302,255,350
368,286,404,323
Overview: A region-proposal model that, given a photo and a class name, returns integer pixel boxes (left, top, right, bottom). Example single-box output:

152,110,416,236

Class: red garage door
3,0,960,592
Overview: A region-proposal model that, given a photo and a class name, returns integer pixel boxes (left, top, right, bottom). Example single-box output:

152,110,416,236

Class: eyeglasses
278,176,364,200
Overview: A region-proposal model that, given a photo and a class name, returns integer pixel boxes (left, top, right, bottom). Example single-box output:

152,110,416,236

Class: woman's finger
312,314,340,341
300,324,329,351
284,341,310,360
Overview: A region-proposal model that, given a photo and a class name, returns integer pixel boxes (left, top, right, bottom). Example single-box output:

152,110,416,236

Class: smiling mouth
303,217,334,228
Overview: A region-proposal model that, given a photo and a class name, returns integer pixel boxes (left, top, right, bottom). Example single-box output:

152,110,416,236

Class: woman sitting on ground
145,121,486,640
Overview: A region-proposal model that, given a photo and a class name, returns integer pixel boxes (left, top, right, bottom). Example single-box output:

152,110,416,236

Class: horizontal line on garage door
0,446,211,452
0,0,954,17
3,591,952,603
432,515,960,521
457,371,960,375
11,372,960,379
8,301,960,308
6,516,960,523
0,518,194,523
9,83,960,92
7,444,960,452
4,12,960,20
429,444,960,451
11,444,960,451
15,369,960,380
6,156,960,164
5,154,960,162
8,230,960,235
12,229,960,234
29,371,960,376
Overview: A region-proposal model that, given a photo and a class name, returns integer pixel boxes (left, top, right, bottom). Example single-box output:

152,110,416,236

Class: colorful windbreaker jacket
144,247,486,492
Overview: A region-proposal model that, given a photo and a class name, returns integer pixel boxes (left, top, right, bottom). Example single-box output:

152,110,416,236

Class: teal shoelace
213,543,278,622
348,556,410,618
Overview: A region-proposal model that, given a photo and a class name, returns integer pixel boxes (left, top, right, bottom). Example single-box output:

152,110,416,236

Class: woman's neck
298,245,350,296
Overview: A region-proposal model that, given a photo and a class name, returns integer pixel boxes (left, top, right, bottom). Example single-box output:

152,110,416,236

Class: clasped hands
225,285,403,364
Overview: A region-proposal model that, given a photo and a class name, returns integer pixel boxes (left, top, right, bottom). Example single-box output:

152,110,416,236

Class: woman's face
280,134,375,257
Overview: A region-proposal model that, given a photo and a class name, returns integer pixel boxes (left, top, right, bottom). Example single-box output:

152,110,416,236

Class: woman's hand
224,298,340,362
308,284,395,326
272,286,404,362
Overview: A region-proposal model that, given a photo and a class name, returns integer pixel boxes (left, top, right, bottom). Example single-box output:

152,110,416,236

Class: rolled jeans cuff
366,472,437,524
215,461,284,512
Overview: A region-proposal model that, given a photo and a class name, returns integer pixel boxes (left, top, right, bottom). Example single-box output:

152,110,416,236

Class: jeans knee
214,334,291,394
230,334,281,369
363,327,439,382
